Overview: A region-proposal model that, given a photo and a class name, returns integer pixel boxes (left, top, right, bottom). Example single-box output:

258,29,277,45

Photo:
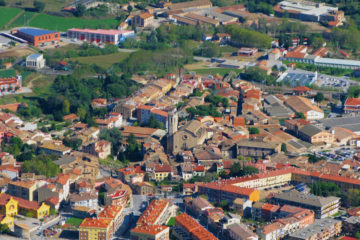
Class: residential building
131,12,154,27
79,218,113,240
8,180,45,201
98,205,124,234
132,182,156,195
26,54,45,69
117,166,145,184
137,199,174,227
185,197,214,216
67,28,135,44
261,203,280,221
285,119,310,134
288,218,341,240
284,96,324,120
15,28,60,47
131,225,170,240
292,86,312,96
270,190,340,219
226,223,258,240
0,76,22,92
152,164,172,182
298,124,335,144
39,142,71,156
104,189,129,207
70,191,98,210
344,97,360,114
173,213,217,240
137,105,169,131
83,140,111,159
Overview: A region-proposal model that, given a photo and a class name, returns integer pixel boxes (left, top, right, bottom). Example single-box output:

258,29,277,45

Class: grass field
6,0,73,12
0,7,22,27
191,68,243,76
29,13,118,31
67,52,130,69
9,11,36,27
65,217,83,227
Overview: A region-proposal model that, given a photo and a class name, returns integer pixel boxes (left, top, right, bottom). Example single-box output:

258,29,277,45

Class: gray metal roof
316,57,360,67
298,124,323,137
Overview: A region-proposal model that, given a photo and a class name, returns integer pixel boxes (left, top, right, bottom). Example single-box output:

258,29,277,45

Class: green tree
355,231,360,239
22,154,60,177
198,41,220,58
281,143,287,153
297,112,306,119
119,133,142,162
99,128,123,155
348,86,360,98
63,137,82,150
62,99,70,115
75,4,86,17
0,224,10,234
248,127,260,134
314,92,324,102
33,1,45,12
148,115,164,129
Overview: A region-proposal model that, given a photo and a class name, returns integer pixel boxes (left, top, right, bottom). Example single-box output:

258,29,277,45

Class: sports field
0,7,22,27
29,13,118,31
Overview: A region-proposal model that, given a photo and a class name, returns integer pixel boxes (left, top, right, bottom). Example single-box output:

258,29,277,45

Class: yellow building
153,165,172,182
0,214,14,227
35,203,50,219
0,193,18,217
79,218,113,240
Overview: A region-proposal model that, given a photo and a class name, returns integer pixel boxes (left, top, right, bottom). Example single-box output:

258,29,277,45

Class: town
0,0,360,239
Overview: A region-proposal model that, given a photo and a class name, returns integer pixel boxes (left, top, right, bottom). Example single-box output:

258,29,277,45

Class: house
292,86,312,96
233,198,252,217
186,197,214,215
152,164,172,182
0,76,22,93
69,191,98,210
298,124,335,144
344,97,360,114
261,203,280,221
104,189,129,207
285,119,310,135
83,140,111,159
131,12,154,27
39,142,71,156
226,223,258,240
55,174,71,200
132,182,156,195
63,113,79,122
288,218,341,240
117,166,145,184
284,96,324,120
26,54,45,69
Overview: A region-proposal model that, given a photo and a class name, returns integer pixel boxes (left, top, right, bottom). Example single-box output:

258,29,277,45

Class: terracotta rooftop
131,225,168,236
98,205,122,219
137,200,169,226
80,218,112,229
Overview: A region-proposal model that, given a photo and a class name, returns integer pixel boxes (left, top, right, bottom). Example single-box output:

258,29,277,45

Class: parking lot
315,147,358,162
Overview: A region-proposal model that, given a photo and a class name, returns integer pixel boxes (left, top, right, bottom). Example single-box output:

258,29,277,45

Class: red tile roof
80,218,112,229
345,97,360,106
131,225,169,236
175,213,217,240
137,200,169,226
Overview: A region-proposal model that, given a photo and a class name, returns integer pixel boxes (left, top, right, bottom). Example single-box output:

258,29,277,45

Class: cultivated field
0,7,22,27
66,52,130,69
9,11,36,28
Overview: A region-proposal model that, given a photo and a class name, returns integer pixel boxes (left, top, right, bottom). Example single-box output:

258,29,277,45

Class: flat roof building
288,218,341,240
67,28,135,45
